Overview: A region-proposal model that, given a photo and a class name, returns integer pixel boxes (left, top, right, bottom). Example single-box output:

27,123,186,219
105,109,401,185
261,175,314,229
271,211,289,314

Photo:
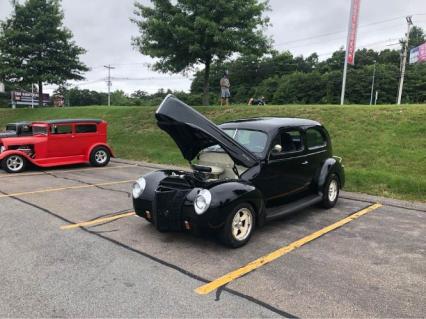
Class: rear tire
321,173,340,208
219,203,255,248
90,146,110,167
2,154,27,173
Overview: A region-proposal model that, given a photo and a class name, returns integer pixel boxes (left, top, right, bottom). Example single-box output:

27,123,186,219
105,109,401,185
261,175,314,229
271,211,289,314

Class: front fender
132,170,172,216
0,150,37,165
316,157,345,192
199,181,264,229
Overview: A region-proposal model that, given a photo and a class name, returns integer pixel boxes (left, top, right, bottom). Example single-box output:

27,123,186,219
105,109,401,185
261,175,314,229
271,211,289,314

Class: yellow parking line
195,203,383,295
0,165,136,179
0,180,134,199
60,212,136,230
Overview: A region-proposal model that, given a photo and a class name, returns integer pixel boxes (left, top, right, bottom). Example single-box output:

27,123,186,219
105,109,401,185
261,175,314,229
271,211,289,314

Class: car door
47,124,80,158
255,128,312,202
302,126,330,192
74,123,99,155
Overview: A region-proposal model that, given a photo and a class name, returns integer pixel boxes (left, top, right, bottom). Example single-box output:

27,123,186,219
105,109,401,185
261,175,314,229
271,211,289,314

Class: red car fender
0,150,37,165
86,143,114,160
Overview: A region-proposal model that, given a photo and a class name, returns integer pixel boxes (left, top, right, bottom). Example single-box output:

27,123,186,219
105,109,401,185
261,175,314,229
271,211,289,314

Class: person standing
220,72,230,106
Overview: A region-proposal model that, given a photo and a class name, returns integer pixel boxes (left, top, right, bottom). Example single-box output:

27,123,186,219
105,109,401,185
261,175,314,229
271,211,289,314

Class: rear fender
316,157,345,192
87,143,114,160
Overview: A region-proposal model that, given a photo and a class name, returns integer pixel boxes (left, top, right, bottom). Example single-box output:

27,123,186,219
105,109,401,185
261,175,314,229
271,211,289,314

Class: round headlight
194,189,212,215
132,177,146,198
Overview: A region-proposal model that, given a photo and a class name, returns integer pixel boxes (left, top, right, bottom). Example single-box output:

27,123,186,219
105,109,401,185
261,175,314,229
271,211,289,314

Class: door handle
301,161,309,165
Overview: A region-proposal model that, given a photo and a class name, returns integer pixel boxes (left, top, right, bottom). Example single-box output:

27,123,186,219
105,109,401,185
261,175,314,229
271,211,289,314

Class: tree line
191,26,426,105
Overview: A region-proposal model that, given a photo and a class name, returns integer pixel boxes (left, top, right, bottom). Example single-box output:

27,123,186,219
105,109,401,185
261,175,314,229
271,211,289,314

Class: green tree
67,87,107,106
0,0,88,106
110,90,130,106
132,0,271,105
408,25,425,49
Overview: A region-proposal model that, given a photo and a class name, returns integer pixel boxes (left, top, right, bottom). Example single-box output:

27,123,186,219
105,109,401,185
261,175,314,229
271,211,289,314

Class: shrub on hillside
0,92,10,108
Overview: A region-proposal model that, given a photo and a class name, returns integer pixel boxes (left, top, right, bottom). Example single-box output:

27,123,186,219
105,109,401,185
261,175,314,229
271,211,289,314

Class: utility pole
104,64,115,106
369,60,376,105
397,16,413,105
31,83,34,109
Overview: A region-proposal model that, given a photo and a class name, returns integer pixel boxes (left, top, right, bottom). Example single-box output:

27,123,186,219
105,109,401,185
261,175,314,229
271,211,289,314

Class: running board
265,194,323,221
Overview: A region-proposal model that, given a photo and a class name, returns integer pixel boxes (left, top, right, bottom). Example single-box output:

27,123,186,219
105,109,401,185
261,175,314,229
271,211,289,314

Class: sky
0,0,425,94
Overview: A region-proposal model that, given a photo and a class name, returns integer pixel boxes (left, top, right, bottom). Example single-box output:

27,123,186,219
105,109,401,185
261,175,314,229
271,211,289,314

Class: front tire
2,154,27,173
220,203,255,248
90,146,110,167
321,173,340,208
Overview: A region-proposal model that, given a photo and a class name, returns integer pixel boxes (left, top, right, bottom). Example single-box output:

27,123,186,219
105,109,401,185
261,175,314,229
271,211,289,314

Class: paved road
0,161,424,317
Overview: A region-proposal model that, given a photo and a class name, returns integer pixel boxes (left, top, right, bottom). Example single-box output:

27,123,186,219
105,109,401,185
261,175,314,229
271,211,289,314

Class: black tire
89,146,110,167
1,154,27,173
321,173,340,208
219,203,255,248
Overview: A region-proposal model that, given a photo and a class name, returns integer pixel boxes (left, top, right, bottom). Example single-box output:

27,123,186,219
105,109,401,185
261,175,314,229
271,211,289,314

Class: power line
274,14,423,48
110,76,188,81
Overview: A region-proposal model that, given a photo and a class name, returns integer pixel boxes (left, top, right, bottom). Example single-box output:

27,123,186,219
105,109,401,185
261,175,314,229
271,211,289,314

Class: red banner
346,0,361,65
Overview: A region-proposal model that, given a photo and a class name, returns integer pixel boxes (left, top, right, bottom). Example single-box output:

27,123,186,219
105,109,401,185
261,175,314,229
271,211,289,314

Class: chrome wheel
6,155,24,172
95,150,108,164
328,179,338,202
231,208,253,241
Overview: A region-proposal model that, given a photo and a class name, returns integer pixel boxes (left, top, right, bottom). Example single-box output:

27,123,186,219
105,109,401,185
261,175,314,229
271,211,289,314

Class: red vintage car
0,119,113,173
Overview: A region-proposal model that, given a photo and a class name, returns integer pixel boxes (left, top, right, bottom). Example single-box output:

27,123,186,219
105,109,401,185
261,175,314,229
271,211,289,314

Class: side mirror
271,144,282,154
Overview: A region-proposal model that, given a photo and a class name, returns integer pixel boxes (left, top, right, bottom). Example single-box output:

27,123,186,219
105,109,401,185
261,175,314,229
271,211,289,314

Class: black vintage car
132,95,345,247
0,122,32,139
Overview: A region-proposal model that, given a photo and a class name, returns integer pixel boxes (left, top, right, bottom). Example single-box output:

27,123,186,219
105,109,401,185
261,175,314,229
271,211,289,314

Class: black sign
11,91,50,106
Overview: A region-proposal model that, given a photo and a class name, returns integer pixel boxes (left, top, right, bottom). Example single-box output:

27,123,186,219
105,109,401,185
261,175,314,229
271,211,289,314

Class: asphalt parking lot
0,160,425,318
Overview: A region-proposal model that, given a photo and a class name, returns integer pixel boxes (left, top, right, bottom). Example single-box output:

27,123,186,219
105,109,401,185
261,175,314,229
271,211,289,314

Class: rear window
6,125,16,132
76,124,97,133
306,128,327,149
51,125,72,135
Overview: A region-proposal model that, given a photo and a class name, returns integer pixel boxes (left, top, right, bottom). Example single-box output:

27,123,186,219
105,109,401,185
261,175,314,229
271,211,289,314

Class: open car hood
155,95,259,168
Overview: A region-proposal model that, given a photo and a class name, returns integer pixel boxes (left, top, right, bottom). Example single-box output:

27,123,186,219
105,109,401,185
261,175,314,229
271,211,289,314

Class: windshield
5,125,16,132
223,129,268,153
33,125,48,135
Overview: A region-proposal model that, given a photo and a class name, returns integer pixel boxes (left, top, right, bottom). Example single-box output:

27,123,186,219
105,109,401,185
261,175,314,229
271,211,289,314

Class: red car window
51,125,72,135
76,124,97,133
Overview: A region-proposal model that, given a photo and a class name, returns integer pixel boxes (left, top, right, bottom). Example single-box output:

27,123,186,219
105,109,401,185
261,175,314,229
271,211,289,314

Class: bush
0,92,10,108
273,72,326,104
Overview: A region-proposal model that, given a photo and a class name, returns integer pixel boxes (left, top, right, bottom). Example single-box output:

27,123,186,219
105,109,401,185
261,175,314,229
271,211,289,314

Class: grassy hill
0,104,425,202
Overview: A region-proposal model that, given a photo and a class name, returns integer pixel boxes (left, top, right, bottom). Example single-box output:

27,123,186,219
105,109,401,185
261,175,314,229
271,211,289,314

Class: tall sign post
341,0,361,105
397,16,413,105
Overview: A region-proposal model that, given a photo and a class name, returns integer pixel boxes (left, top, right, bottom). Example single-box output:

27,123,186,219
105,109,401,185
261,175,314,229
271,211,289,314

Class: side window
76,124,97,134
306,128,327,150
280,130,304,153
21,125,32,135
51,125,72,135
